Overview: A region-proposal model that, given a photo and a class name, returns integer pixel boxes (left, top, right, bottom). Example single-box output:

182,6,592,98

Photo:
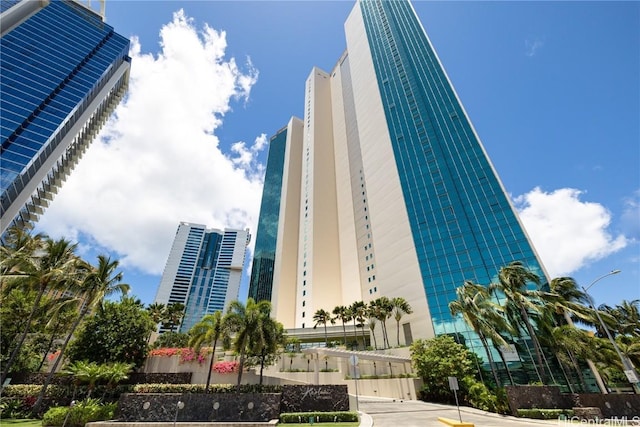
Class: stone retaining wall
117,384,350,422
505,385,640,418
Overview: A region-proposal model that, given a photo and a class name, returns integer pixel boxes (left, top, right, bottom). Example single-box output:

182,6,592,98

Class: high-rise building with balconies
154,222,251,333
1,0,130,234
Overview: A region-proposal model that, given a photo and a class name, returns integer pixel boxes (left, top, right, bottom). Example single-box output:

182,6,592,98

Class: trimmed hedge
42,399,116,427
517,408,575,420
132,383,283,394
2,384,67,398
280,411,359,423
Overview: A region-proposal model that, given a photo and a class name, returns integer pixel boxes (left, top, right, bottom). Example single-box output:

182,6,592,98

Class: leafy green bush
2,384,67,398
132,383,283,394
280,411,359,423
0,397,30,418
463,380,509,414
517,408,574,420
42,398,116,427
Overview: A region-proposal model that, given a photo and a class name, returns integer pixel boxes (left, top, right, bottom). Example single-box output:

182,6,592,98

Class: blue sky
36,1,639,310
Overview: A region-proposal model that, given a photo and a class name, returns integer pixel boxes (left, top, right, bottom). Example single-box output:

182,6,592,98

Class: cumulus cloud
513,187,628,277
37,10,265,275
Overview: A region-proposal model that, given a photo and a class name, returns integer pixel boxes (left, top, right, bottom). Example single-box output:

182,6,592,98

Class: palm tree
370,296,392,349
313,309,333,347
367,315,379,350
250,317,285,385
535,276,608,392
450,281,513,387
489,261,549,383
189,311,224,391
63,360,104,399
165,302,185,333
391,297,413,346
32,255,129,415
222,298,272,388
350,301,366,349
1,237,79,385
332,305,350,347
100,361,134,400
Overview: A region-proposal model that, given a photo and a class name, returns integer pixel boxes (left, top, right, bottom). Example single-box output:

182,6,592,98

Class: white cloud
37,10,264,275
525,37,544,57
514,187,628,277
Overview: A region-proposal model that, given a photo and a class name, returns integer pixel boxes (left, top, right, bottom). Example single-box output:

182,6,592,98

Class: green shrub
132,383,283,394
280,411,359,423
517,408,574,420
0,397,30,418
463,380,509,414
2,384,67,398
42,398,116,427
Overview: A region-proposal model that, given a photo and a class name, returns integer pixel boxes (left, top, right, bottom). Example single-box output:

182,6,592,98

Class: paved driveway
357,396,560,427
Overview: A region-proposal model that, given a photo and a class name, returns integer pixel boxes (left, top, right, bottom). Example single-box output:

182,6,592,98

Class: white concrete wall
272,117,303,328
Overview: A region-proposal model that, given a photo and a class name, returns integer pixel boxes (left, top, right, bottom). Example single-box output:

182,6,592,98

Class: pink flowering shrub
148,347,208,365
213,361,239,374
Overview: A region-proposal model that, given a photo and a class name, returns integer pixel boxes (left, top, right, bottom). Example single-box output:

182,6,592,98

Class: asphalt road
356,396,561,427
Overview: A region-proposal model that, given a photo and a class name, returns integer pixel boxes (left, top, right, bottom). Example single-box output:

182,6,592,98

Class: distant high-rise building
154,222,251,333
253,0,554,380
0,0,130,234
248,118,303,303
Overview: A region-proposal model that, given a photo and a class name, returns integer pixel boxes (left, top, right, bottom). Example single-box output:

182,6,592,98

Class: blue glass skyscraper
154,222,251,333
0,0,130,234
248,125,289,302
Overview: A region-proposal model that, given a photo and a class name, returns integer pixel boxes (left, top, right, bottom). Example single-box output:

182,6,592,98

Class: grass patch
0,419,42,427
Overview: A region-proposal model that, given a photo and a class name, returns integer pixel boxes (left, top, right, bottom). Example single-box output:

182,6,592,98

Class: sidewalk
356,396,560,427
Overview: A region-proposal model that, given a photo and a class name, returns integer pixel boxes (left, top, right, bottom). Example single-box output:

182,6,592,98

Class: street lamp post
582,270,640,393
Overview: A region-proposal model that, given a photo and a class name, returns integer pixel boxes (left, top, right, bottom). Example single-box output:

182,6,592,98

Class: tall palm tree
222,298,272,388
313,309,333,347
332,305,350,347
450,281,513,387
535,276,608,392
250,317,285,385
32,255,129,415
1,237,79,385
370,296,392,349
189,311,224,392
350,301,367,350
367,315,379,350
391,297,413,347
490,261,549,383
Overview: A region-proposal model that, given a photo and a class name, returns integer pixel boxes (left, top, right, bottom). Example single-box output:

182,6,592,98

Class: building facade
0,0,130,234
154,222,251,333
252,0,556,383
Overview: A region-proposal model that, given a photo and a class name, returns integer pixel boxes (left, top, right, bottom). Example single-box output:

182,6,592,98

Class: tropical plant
411,335,477,403
312,309,333,347
32,255,130,415
391,297,413,346
188,311,225,391
1,237,80,384
349,301,367,350
449,281,513,387
332,305,351,347
489,261,549,383
100,361,134,400
164,303,185,333
222,298,273,388
62,360,104,399
369,296,392,349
